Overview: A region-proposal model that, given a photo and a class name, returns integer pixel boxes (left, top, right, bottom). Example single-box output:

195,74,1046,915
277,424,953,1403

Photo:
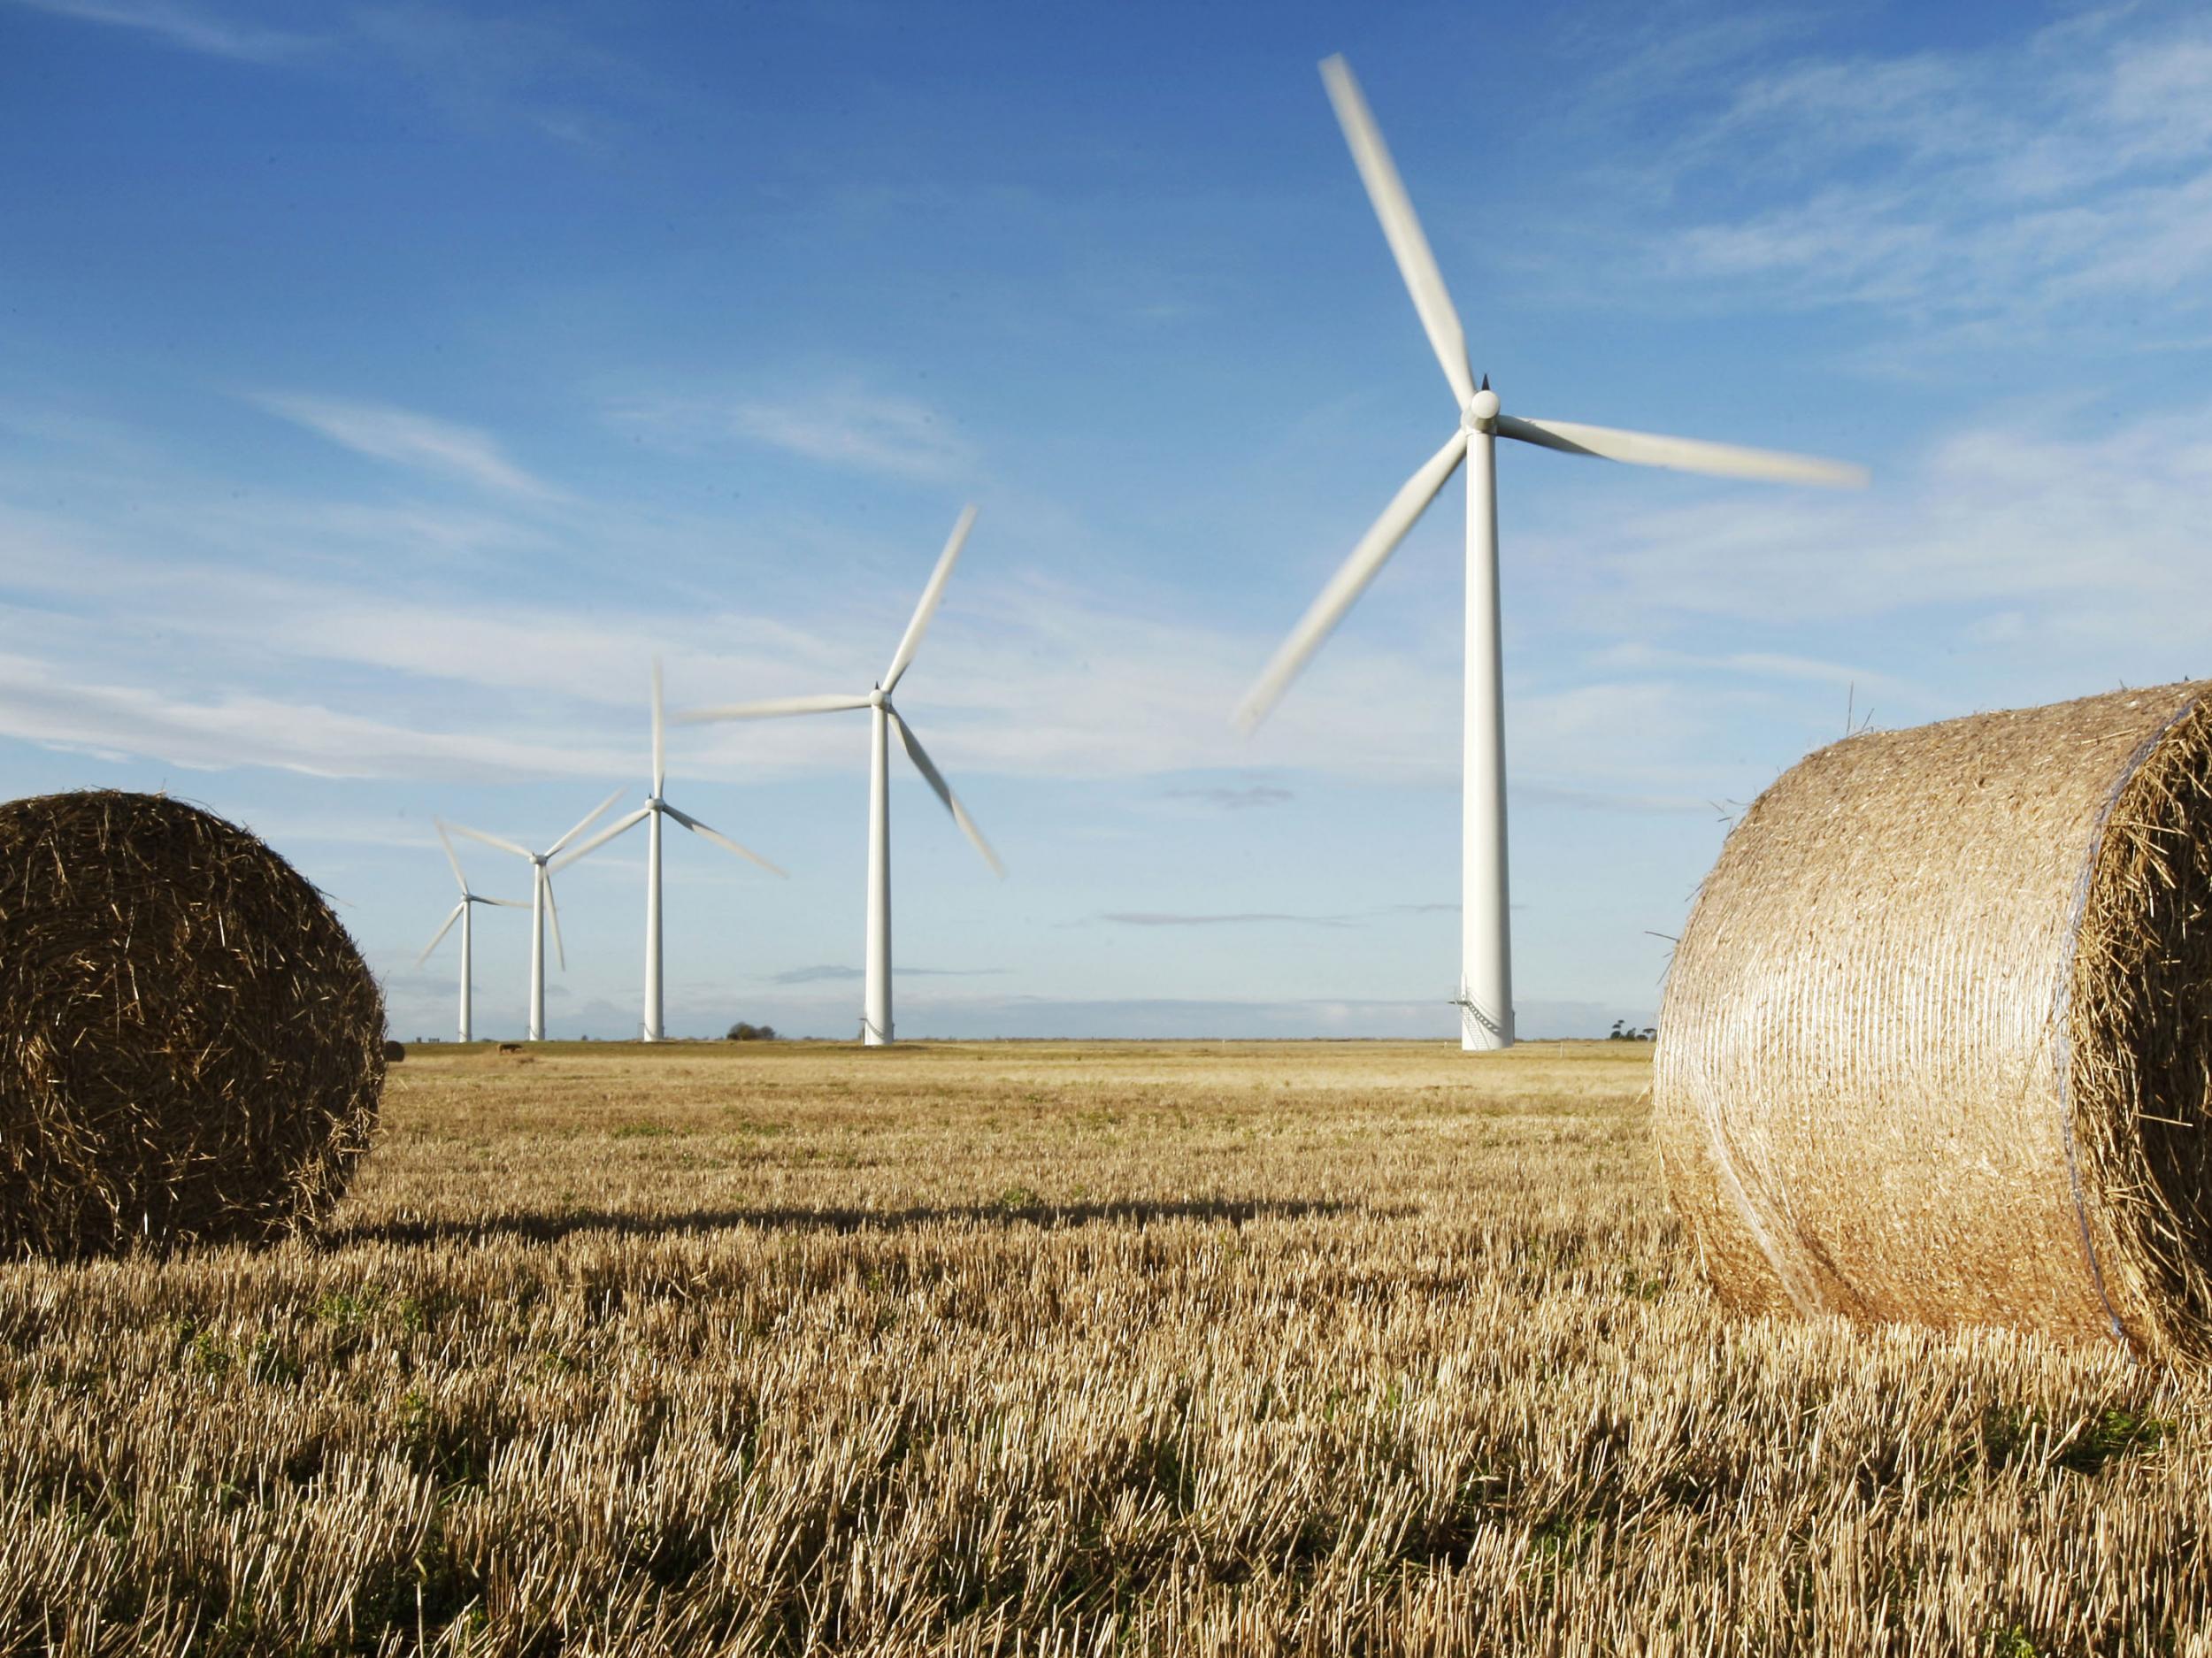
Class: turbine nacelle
418,821,527,968
672,504,1004,1046
1236,52,1870,1052
541,659,785,1044
672,505,1002,883
442,789,625,998
1236,54,1867,739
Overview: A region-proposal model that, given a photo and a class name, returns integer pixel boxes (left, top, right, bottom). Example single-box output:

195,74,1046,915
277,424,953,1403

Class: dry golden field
5,1039,2208,1655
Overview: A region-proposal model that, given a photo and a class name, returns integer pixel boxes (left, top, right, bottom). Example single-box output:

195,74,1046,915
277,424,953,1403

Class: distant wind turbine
442,791,624,1041
677,504,1005,1045
1234,55,1867,1053
415,822,527,1044
555,659,787,1041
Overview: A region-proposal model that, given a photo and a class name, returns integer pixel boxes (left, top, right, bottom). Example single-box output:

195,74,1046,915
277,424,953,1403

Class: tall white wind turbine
415,823,527,1044
1236,55,1866,1054
553,660,787,1041
676,505,1005,1046
441,791,624,1041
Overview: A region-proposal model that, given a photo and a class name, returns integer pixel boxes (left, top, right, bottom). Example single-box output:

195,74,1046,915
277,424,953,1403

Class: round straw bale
0,790,384,1257
1654,679,2212,1362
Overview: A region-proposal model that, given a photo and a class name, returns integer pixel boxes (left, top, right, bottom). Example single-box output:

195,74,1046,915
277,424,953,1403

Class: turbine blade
549,805,651,871
549,787,627,856
673,692,873,724
544,875,567,972
1320,55,1477,410
443,820,533,862
651,656,666,796
883,503,978,693
889,710,1006,878
1233,426,1468,733
1495,414,1869,488
663,800,787,877
435,820,468,894
476,896,531,909
416,902,464,967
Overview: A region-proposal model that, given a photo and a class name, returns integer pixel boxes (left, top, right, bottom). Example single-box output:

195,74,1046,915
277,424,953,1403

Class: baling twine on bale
1655,680,2212,1362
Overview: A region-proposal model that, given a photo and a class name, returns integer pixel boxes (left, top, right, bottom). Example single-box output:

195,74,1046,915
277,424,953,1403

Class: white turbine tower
441,791,624,1041
553,660,787,1041
677,504,1005,1046
415,823,526,1044
1236,55,1866,1054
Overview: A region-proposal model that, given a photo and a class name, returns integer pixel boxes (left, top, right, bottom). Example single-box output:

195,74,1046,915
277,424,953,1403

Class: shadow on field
330,1197,1376,1250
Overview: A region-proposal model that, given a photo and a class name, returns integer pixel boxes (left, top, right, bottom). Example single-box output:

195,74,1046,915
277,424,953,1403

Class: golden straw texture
1655,680,2212,1361
0,789,385,1258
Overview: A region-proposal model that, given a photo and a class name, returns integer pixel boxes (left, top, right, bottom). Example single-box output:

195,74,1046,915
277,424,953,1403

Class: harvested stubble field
5,1040,2209,1656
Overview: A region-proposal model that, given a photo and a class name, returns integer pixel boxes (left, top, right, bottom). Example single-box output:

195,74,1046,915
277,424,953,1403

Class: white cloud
8,0,312,60
254,394,559,500
10,1,654,147
1563,396,2212,636
1599,6,2212,342
0,649,627,781
29,383,2208,817
346,4,651,149
1588,642,1927,704
612,384,979,481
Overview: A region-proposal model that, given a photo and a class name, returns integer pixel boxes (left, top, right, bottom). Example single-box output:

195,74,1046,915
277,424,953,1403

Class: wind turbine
1235,55,1866,1053
676,504,1005,1046
415,823,527,1044
441,791,624,1041
553,660,787,1041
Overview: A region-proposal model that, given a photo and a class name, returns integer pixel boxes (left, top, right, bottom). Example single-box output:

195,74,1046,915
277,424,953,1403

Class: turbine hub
1463,388,1501,433
868,687,887,710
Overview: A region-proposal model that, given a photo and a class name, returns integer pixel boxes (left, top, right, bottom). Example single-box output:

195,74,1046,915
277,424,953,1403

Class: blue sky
4,0,2210,1041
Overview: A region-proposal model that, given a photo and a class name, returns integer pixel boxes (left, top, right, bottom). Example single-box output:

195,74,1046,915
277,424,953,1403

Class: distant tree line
1609,1020,1655,1042
727,1022,777,1041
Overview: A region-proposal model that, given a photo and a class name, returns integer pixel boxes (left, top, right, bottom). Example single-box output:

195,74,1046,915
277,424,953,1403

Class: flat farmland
5,1040,2208,1655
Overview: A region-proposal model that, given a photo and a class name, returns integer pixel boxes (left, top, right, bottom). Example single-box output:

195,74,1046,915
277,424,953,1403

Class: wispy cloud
9,0,314,61
346,4,653,150
1587,643,1927,705
1098,910,1357,929
1555,395,2212,638
252,394,557,501
1161,784,1294,811
0,649,626,781
43,380,2194,810
1513,783,1724,817
1614,7,2212,342
769,964,861,985
11,0,653,147
766,963,1003,985
613,384,978,481
12,386,2196,805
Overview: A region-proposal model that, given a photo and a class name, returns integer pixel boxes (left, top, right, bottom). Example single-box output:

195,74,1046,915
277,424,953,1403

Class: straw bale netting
1655,679,2212,1362
0,790,384,1257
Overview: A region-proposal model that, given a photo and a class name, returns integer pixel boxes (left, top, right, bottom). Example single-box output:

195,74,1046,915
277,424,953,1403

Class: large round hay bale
0,790,385,1257
1655,679,2212,1362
